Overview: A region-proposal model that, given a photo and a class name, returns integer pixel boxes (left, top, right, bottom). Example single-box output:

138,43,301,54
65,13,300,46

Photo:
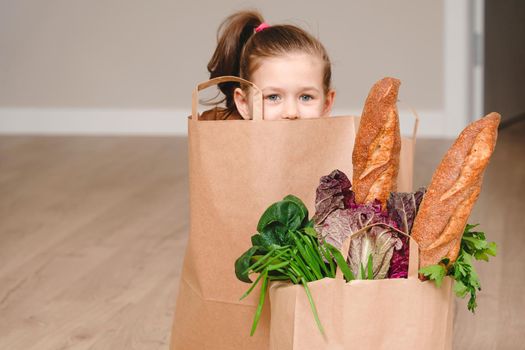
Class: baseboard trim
0,108,190,136
499,112,525,130
0,108,454,138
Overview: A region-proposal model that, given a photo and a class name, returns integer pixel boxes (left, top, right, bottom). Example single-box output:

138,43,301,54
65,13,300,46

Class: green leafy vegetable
419,224,497,312
419,263,447,288
326,244,355,281
235,195,353,336
257,195,307,232
235,246,260,283
367,254,374,280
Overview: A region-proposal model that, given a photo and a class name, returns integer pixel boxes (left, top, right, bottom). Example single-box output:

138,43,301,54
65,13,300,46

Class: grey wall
0,0,444,113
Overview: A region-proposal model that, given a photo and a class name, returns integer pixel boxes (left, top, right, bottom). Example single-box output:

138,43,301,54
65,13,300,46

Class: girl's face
234,53,335,120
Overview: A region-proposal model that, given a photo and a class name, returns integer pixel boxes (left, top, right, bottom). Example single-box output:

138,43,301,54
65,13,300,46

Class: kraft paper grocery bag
170,76,418,349
268,238,454,350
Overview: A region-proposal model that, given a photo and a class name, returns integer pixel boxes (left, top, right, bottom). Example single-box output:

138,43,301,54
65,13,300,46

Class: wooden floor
0,122,524,349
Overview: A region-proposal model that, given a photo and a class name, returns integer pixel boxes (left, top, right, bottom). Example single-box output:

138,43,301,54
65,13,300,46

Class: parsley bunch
419,224,497,312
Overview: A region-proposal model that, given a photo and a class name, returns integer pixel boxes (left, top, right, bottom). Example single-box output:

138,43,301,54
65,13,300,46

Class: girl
172,11,342,350
201,10,336,121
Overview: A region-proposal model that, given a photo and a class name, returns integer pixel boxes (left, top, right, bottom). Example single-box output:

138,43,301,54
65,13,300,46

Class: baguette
411,113,501,267
352,77,401,207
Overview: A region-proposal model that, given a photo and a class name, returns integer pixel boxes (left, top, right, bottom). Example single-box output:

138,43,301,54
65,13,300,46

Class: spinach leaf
252,224,290,249
257,196,308,235
235,246,261,283
282,194,310,227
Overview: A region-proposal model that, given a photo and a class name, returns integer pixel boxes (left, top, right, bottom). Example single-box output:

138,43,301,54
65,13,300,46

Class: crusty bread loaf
352,77,401,207
411,113,501,267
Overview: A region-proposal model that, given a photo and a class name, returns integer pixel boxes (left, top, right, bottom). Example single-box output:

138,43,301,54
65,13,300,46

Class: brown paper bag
170,76,418,350
268,238,454,350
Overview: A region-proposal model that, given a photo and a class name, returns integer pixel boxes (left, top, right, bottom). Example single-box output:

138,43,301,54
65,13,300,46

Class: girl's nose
282,101,299,120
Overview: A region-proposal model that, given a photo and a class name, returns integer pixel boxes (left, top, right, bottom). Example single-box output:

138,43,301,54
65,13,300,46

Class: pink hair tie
255,22,270,33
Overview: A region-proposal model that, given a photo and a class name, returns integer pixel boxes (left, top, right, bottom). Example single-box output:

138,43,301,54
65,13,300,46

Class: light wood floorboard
0,122,523,349
0,137,188,349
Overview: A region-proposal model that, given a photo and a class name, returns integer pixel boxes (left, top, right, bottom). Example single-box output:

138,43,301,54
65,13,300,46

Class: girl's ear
234,87,251,119
321,89,336,117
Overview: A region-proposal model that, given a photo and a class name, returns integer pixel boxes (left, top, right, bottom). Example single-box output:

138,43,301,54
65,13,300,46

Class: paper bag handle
335,229,419,280
191,76,263,121
397,100,420,142
408,106,420,142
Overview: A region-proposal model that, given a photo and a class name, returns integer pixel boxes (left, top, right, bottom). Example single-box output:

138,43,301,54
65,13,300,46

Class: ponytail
207,11,264,115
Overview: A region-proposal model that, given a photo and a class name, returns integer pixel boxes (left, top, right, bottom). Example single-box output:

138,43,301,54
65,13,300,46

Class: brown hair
207,10,332,117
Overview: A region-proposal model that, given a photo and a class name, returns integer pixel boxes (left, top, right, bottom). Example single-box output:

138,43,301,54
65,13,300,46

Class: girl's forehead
251,53,324,90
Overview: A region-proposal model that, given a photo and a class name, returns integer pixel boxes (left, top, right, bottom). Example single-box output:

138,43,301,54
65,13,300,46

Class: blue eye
300,95,314,102
265,94,281,102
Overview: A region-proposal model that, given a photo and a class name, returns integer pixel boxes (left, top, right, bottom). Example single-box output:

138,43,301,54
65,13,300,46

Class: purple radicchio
386,188,426,278
345,203,402,279
313,170,427,279
312,169,352,225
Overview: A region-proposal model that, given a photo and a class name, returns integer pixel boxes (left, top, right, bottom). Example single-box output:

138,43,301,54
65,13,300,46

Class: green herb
419,224,497,312
366,254,374,280
419,263,447,288
235,195,353,336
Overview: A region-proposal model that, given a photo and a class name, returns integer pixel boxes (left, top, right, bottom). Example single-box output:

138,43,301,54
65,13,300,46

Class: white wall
0,0,472,137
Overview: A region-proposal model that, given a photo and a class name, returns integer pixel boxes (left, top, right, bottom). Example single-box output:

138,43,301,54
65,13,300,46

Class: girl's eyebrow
301,86,321,93
262,86,321,93
262,86,284,93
